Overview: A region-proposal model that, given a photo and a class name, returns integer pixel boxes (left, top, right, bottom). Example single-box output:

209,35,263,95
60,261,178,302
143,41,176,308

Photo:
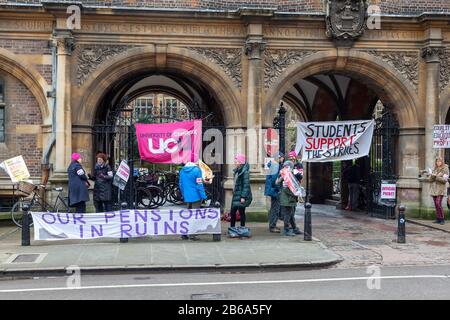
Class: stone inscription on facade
0,20,53,32
76,45,133,86
80,23,246,37
187,47,242,89
367,50,419,92
440,50,450,93
264,49,317,89
264,26,326,39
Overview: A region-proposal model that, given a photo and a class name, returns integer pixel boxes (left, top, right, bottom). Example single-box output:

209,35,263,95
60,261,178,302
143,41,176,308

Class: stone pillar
244,23,267,213
53,29,74,176
421,44,444,210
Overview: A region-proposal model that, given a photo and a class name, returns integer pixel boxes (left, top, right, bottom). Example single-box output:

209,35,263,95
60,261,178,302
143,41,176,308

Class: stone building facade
0,0,449,218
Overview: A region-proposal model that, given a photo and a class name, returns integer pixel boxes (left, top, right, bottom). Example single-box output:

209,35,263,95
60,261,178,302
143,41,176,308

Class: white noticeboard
433,125,450,148
380,183,396,200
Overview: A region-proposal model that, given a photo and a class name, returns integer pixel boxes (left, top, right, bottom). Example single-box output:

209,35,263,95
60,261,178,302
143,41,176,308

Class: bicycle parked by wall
10,181,70,228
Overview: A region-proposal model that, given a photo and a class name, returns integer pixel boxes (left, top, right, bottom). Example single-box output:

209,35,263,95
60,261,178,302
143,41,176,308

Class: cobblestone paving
296,205,450,269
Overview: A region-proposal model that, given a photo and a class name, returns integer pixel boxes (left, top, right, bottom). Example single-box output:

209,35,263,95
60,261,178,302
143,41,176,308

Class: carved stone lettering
367,50,419,91
77,45,133,86
264,49,317,89
187,47,242,89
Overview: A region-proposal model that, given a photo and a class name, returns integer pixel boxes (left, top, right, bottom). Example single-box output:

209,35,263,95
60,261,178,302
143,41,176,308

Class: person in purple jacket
179,161,208,240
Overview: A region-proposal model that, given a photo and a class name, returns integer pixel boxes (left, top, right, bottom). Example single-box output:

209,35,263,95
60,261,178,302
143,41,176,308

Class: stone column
244,24,267,213
53,29,74,176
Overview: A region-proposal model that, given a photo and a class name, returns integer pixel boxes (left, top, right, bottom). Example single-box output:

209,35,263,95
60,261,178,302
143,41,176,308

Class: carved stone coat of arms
325,0,368,44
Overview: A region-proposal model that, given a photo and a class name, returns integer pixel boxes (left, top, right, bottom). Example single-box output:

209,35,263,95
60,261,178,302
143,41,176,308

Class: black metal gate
93,96,225,209
367,110,400,219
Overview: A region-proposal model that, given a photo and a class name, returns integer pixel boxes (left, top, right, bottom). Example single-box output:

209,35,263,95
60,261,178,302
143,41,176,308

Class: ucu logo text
148,138,179,154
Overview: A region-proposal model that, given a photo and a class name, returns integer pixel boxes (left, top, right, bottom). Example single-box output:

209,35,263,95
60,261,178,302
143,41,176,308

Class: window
0,78,4,142
0,106,4,143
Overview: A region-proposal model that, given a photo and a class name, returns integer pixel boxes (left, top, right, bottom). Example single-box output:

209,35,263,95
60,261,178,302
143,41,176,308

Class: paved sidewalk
0,212,341,276
406,218,450,233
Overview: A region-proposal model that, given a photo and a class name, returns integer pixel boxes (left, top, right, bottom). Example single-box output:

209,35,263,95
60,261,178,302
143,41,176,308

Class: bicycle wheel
168,183,183,205
11,200,38,228
136,187,154,209
147,185,165,209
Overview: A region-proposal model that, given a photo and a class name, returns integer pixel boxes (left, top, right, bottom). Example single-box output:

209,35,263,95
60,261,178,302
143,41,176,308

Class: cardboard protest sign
112,160,130,191
31,208,221,240
433,125,450,148
0,155,30,182
295,120,375,162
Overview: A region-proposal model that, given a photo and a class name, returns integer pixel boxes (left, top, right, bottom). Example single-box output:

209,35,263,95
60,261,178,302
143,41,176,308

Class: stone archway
0,48,50,123
76,46,243,129
264,49,420,129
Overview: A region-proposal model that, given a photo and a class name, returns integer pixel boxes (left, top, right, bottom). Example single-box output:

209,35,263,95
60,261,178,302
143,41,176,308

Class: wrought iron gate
93,96,225,209
367,110,399,219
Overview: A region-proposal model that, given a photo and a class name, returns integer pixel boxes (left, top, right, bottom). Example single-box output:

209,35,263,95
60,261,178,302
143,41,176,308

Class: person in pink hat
229,153,252,230
67,152,90,213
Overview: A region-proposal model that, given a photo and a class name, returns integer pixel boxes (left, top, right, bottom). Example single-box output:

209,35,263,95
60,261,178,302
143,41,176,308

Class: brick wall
2,0,449,14
0,71,42,178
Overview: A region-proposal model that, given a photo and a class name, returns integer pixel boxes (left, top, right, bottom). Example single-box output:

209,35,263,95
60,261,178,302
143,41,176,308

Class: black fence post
278,105,286,157
397,205,406,243
21,203,30,246
119,202,129,243
304,202,312,241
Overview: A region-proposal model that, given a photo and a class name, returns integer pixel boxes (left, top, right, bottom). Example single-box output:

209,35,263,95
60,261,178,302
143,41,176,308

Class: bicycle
10,181,70,228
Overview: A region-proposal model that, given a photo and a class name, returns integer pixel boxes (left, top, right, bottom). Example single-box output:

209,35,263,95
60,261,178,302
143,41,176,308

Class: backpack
228,226,251,238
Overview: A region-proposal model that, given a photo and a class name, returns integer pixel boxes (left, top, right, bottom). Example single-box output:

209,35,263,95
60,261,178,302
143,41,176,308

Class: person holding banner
67,153,90,213
288,151,304,184
276,161,302,236
179,161,208,240
230,154,252,229
422,157,448,225
88,153,113,213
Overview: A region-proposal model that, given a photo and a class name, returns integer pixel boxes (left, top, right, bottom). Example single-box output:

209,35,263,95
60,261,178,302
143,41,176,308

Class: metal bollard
304,202,312,241
21,203,30,246
119,202,129,243
397,205,406,243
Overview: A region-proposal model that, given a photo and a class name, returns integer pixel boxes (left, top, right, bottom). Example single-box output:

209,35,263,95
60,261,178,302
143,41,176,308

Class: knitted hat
71,153,81,161
234,154,246,164
273,151,284,159
288,151,297,158
283,160,294,169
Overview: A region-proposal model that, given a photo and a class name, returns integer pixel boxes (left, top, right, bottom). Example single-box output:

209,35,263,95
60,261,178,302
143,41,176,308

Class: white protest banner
295,120,375,162
433,125,450,148
31,208,221,241
113,160,130,191
0,155,30,182
380,183,396,200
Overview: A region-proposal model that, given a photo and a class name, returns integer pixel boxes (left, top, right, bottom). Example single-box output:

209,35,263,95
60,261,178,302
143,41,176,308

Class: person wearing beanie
88,152,113,213
276,160,302,236
288,150,304,184
264,152,284,233
230,154,252,229
67,152,90,213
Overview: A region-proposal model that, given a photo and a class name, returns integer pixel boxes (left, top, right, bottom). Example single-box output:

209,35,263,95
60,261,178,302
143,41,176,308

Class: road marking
0,274,448,293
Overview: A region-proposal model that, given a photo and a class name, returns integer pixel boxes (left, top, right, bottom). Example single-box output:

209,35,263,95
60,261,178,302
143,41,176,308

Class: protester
179,161,208,240
425,157,448,225
288,151,304,183
276,161,302,236
230,154,252,228
343,160,361,211
88,152,113,213
68,153,90,213
264,152,284,233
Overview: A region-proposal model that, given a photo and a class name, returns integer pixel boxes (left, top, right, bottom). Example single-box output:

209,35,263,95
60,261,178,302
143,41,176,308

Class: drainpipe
41,40,57,185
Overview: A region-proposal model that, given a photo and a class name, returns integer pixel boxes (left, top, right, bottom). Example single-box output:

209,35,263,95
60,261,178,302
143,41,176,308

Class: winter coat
68,161,90,206
428,164,449,196
231,162,253,208
179,162,207,203
264,161,280,198
91,163,113,202
278,175,298,207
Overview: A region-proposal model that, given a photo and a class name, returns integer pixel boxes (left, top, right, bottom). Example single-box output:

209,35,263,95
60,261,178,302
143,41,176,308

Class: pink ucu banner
135,120,202,164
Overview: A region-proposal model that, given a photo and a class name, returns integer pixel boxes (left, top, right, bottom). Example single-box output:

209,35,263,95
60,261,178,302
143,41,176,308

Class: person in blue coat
179,161,208,240
68,153,90,213
264,152,284,233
